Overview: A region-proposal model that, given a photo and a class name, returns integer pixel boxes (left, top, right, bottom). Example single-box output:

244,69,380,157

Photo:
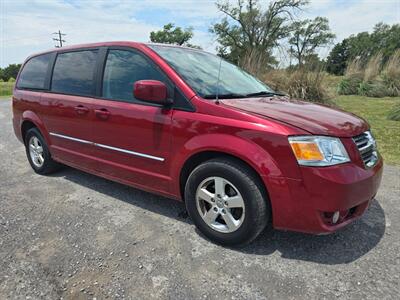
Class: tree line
0,64,21,82
326,23,400,75
150,0,399,76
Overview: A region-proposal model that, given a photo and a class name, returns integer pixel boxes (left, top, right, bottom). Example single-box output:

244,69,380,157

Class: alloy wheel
195,176,245,233
29,136,45,168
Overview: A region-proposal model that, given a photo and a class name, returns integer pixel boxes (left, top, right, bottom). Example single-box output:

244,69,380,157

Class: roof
25,41,207,62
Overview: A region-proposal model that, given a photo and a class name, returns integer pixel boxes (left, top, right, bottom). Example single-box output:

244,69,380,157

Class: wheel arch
21,120,37,142
179,150,271,204
20,111,50,145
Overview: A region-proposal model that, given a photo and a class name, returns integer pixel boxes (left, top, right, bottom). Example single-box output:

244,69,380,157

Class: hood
221,97,368,137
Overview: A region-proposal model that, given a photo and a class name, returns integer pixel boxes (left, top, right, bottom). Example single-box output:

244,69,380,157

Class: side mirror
133,80,171,105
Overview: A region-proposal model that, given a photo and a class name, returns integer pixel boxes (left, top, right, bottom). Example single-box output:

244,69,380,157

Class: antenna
215,56,223,104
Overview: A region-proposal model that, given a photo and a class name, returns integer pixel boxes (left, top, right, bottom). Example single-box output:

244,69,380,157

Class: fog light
332,211,340,224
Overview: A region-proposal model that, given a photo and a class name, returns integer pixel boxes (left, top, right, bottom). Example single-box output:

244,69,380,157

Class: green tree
288,17,335,66
3,64,21,81
326,39,350,75
369,23,400,63
326,23,400,75
150,23,199,48
211,0,308,75
303,53,325,70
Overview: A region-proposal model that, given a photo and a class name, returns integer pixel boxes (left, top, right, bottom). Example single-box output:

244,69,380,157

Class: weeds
264,67,330,103
387,103,400,121
338,51,400,98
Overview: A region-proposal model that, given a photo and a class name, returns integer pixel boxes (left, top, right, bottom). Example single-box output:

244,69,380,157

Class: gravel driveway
0,98,399,299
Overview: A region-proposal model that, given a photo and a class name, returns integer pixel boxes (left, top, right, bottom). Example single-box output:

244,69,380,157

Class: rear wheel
185,158,270,246
25,128,61,174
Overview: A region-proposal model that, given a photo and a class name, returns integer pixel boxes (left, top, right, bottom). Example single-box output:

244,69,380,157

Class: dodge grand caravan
12,42,383,245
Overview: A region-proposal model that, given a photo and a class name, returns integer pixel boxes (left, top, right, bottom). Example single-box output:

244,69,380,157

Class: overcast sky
1,0,399,67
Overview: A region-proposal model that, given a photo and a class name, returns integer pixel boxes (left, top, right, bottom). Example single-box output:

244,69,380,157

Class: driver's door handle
74,105,89,115
95,108,111,120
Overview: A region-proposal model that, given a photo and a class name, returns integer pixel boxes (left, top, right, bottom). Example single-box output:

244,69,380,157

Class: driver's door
90,48,174,192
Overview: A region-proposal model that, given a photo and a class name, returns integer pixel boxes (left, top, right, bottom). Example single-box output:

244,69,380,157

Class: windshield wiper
203,93,247,99
245,91,285,97
203,91,285,99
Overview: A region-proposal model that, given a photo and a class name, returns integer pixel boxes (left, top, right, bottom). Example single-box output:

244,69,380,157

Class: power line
52,30,66,48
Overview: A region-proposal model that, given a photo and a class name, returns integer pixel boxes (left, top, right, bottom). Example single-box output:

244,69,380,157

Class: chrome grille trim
352,131,378,168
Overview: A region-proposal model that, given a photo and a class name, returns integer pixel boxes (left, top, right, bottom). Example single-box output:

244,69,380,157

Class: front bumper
267,158,383,234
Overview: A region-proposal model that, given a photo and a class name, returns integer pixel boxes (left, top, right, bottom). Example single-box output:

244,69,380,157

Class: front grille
353,131,378,168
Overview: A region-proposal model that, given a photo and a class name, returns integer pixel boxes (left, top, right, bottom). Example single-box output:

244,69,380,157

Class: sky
1,0,399,67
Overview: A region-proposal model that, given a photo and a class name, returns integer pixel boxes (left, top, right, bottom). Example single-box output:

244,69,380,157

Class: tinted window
51,50,98,96
102,49,168,102
17,54,51,89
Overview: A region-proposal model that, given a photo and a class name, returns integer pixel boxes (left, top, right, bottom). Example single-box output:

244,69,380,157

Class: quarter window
102,49,169,102
17,54,51,89
51,50,98,96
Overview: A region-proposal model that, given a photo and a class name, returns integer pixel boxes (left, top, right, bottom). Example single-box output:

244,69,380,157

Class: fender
21,110,51,146
170,133,284,198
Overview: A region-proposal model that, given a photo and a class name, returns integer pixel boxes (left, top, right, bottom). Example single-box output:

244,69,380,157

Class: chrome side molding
49,132,165,162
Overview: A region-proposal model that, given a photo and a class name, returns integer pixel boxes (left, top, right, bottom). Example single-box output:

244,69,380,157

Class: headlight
288,136,350,166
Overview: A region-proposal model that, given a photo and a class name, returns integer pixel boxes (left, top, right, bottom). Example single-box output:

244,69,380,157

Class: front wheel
185,158,270,246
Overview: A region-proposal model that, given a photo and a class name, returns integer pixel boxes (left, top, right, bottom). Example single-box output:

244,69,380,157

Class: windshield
148,45,275,99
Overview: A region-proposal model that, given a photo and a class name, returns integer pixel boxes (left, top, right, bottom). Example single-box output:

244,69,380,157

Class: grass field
334,95,400,165
0,82,14,96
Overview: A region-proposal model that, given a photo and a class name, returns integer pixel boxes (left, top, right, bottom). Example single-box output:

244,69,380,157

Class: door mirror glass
133,80,171,105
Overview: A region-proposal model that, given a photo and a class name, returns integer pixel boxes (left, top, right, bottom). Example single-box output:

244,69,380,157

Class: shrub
264,68,330,103
287,69,329,103
357,81,371,96
337,75,363,95
8,77,16,83
387,103,400,121
263,69,288,93
336,51,400,98
357,81,387,98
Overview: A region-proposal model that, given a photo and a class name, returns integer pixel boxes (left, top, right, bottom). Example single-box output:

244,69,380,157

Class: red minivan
12,42,383,245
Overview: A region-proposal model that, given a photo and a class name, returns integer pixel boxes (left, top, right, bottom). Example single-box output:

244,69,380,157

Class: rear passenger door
40,49,98,170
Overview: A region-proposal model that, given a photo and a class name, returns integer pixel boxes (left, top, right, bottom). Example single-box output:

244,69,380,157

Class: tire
25,128,61,175
185,158,270,246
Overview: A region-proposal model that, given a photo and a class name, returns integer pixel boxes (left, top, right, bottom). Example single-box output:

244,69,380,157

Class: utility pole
53,30,66,48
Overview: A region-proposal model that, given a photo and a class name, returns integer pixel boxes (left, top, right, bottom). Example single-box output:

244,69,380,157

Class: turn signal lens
290,142,324,161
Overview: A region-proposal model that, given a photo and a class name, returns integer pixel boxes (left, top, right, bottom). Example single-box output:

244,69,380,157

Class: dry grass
345,58,364,78
239,48,269,77
382,49,400,96
364,53,382,82
339,51,400,98
263,68,330,103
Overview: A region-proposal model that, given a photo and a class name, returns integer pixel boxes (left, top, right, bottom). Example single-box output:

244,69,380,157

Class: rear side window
102,49,169,102
17,54,51,89
51,50,98,96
